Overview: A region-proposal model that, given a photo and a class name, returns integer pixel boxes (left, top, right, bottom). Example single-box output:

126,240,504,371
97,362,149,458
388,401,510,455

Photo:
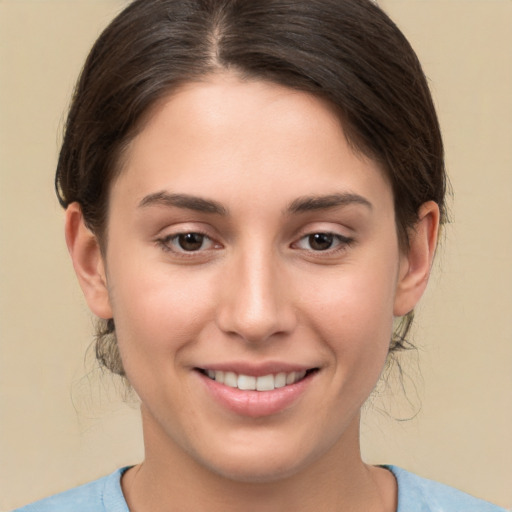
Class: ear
394,201,440,316
65,202,113,319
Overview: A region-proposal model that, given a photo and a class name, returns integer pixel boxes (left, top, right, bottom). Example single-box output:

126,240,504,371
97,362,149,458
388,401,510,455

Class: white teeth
224,371,237,388
286,371,296,385
205,369,310,391
256,374,275,391
238,374,256,390
296,370,306,381
274,372,287,388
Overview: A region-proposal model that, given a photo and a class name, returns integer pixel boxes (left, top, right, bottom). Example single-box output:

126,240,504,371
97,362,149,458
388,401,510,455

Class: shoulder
387,465,508,512
12,467,129,512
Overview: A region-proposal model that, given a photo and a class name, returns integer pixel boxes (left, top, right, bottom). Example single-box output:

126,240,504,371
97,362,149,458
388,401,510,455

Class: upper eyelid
297,229,353,239
160,228,210,239
153,220,355,244
291,222,355,240
155,223,219,240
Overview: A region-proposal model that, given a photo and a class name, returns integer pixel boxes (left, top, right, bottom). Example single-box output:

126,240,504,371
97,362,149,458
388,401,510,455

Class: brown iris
308,233,334,251
178,233,205,251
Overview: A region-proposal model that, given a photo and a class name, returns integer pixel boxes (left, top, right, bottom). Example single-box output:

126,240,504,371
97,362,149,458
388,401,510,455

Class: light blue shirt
14,465,507,511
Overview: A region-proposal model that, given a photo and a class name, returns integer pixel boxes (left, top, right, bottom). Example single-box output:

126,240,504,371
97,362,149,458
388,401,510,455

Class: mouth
196,368,319,391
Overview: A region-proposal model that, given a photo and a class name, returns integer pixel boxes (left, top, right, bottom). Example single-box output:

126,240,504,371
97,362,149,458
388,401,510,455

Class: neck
122,407,396,512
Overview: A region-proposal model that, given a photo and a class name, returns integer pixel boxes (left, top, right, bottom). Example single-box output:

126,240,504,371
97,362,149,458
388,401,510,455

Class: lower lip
198,371,315,418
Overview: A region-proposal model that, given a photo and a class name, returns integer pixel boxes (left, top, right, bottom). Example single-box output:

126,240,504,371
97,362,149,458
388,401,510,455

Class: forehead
114,74,392,215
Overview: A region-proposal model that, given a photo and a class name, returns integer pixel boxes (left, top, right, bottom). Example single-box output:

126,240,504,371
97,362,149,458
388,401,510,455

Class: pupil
309,233,333,251
178,233,204,251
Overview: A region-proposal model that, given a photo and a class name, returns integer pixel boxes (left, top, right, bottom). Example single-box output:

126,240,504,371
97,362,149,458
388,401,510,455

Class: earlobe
393,201,440,317
65,203,113,319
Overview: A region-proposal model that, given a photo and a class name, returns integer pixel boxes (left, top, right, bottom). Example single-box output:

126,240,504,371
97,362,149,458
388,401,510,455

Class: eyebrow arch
138,192,228,215
286,193,373,214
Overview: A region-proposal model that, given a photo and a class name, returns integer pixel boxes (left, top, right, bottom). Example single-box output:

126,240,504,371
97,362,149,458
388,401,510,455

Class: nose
215,247,297,344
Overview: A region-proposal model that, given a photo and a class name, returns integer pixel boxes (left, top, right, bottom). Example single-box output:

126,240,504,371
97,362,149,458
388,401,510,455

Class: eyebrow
138,191,371,216
286,193,373,214
138,192,228,215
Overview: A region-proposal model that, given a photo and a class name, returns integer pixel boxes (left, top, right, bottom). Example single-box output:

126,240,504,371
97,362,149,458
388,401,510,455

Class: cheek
106,261,219,365
300,258,398,372
307,261,397,330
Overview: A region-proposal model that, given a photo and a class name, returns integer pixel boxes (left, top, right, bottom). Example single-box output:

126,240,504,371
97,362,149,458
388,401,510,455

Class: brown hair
56,0,446,376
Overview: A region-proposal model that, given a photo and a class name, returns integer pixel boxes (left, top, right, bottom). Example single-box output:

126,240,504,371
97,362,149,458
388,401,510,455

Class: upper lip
195,361,319,377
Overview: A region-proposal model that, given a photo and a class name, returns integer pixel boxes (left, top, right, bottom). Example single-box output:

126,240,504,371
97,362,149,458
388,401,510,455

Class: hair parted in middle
56,0,446,377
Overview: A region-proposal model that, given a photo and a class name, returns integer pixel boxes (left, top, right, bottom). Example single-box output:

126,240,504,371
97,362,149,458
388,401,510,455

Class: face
74,74,431,483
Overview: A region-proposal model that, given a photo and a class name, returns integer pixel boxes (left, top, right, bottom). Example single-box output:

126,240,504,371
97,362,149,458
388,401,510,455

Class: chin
206,455,307,484
192,432,325,484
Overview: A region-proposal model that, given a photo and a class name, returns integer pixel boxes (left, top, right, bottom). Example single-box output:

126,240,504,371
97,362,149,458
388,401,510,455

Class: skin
66,74,439,511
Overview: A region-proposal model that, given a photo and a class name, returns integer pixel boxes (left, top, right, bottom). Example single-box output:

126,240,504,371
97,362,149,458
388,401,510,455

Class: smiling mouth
197,368,318,391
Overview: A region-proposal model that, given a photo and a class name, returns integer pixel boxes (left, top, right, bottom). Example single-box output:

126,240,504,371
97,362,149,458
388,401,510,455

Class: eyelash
155,230,354,258
155,231,219,256
292,232,354,254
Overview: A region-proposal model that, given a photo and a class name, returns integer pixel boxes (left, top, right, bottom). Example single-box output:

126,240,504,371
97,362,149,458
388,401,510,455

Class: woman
15,0,506,510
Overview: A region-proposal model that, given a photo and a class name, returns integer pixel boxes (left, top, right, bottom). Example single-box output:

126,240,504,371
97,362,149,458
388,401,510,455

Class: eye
294,232,353,252
157,232,217,253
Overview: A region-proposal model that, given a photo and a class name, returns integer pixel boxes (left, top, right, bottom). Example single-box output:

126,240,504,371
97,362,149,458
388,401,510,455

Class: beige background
0,0,511,510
